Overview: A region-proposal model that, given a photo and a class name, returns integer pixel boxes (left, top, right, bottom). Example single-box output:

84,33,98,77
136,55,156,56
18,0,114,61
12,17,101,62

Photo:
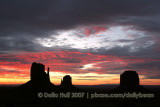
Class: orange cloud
0,51,159,85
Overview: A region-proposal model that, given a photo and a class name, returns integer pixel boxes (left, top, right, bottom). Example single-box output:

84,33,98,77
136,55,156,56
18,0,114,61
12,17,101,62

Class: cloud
0,51,159,85
0,0,160,83
0,51,159,76
0,0,160,32
0,0,160,54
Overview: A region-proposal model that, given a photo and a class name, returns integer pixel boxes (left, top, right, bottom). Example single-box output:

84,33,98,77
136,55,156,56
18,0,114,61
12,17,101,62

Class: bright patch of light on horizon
36,26,147,50
49,71,119,85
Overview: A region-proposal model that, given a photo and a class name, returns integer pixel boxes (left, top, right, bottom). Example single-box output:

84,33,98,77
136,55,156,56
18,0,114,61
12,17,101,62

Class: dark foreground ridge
3,62,160,107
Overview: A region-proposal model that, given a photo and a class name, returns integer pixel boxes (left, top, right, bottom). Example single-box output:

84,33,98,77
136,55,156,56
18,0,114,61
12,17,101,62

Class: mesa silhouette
15,62,77,93
111,70,149,93
13,62,151,93
58,75,77,91
120,70,139,87
6,62,158,107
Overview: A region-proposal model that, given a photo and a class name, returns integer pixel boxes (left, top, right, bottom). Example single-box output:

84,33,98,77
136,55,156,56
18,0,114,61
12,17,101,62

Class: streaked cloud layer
0,0,160,85
0,52,159,85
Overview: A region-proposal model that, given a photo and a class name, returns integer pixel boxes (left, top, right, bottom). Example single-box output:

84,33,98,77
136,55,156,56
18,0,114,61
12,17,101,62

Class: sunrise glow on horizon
0,50,160,85
0,23,160,86
0,0,160,86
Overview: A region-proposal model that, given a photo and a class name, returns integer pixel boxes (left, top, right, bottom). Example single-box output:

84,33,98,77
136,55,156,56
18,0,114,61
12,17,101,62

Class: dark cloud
61,58,81,63
0,0,160,53
1,0,160,33
115,16,160,33
0,0,160,80
125,60,160,74
87,36,160,59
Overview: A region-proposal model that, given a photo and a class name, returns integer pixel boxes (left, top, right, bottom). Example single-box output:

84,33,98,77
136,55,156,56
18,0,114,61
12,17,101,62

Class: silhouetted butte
120,70,139,87
59,75,77,91
112,70,147,92
17,62,55,91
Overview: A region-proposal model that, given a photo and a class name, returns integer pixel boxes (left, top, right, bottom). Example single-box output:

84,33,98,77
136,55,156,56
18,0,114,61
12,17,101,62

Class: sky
0,0,160,85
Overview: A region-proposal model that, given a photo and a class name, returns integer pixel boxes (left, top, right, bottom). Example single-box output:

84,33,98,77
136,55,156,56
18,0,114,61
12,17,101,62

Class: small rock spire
47,67,50,76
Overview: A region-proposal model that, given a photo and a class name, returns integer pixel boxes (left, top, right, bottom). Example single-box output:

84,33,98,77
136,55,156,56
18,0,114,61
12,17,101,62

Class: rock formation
61,75,72,86
120,70,139,87
59,75,77,91
30,62,50,82
111,70,147,93
18,62,55,91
